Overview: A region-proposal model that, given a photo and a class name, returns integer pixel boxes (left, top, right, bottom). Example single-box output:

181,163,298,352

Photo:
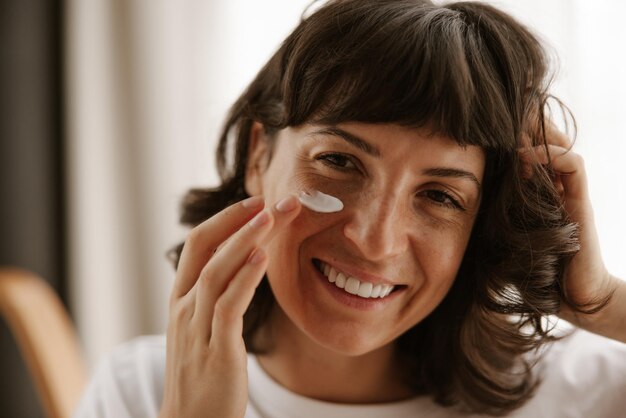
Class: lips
313,259,401,299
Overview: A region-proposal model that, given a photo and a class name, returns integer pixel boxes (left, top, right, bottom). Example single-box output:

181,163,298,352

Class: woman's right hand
158,195,301,418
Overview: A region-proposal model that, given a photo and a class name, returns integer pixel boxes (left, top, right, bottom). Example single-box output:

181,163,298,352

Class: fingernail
275,195,298,213
242,196,264,209
249,210,270,228
247,248,266,264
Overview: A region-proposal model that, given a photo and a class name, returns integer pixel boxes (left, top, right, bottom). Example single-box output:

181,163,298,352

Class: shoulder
512,328,626,417
73,335,166,418
540,328,626,387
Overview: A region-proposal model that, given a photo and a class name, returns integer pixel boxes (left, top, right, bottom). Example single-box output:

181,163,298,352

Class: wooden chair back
0,268,86,418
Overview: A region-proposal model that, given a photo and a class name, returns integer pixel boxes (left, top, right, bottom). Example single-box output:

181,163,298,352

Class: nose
342,195,410,261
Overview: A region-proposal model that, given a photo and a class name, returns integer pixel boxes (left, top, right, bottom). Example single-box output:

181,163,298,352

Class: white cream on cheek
298,190,344,213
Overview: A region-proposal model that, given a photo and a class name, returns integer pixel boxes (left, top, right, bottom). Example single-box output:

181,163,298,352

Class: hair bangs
280,2,516,150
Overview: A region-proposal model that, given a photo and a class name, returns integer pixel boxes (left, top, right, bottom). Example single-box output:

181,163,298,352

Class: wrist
560,275,626,343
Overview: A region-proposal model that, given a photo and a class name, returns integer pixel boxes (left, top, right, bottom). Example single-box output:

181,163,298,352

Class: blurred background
1,0,625,416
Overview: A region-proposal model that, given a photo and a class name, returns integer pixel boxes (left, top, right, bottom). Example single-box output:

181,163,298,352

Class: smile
315,260,396,299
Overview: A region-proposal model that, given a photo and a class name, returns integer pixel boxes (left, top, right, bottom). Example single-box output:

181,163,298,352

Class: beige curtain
65,0,312,367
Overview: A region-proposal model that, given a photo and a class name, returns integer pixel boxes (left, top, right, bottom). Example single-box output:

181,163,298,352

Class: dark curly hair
169,0,611,415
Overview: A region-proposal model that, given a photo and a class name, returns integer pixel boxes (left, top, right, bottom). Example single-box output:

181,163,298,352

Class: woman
74,1,626,417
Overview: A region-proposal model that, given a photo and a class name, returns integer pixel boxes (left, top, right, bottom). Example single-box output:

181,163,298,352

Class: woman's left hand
520,125,626,342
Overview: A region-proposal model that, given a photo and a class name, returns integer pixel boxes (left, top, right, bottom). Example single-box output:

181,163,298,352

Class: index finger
545,122,571,149
519,120,572,150
173,195,265,298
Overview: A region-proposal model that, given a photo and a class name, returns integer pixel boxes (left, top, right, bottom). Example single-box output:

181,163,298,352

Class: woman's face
246,122,485,356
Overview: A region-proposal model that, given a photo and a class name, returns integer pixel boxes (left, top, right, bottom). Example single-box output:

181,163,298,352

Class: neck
254,306,414,404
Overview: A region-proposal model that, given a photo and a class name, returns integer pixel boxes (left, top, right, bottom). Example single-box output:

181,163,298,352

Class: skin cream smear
298,190,344,213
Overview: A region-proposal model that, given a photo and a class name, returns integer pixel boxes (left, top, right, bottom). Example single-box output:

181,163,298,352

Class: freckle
298,190,344,213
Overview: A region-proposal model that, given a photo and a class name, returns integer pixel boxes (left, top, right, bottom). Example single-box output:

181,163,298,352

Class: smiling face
246,122,485,356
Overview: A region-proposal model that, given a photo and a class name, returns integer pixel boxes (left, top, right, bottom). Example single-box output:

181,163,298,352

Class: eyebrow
307,126,481,190
423,167,482,190
306,127,381,157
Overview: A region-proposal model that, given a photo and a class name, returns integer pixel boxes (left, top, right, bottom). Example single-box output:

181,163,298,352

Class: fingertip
242,195,265,209
275,195,300,213
249,210,272,229
247,248,267,265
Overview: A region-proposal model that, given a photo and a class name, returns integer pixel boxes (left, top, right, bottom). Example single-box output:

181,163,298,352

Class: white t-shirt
73,330,626,418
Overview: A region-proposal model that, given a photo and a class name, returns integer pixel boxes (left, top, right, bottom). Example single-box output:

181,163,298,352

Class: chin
300,318,395,357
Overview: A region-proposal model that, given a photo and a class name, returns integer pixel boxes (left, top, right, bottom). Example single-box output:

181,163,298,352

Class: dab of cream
298,190,343,213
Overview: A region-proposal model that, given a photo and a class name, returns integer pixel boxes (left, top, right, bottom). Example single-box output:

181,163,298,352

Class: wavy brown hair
169,0,611,415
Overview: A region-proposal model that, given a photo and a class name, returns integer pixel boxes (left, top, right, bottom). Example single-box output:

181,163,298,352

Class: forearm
560,275,626,343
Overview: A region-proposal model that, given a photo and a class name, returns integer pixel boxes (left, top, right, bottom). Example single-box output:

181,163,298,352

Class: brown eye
423,190,464,211
317,153,357,171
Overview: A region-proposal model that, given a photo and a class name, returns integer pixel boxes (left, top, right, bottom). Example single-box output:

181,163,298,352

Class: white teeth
344,277,360,295
335,272,346,288
328,267,338,283
318,261,396,299
357,282,373,298
381,285,392,297
370,284,382,298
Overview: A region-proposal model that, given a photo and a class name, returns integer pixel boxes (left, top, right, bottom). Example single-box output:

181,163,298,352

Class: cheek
263,210,325,278
404,223,472,310
419,226,470,276
396,230,469,328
